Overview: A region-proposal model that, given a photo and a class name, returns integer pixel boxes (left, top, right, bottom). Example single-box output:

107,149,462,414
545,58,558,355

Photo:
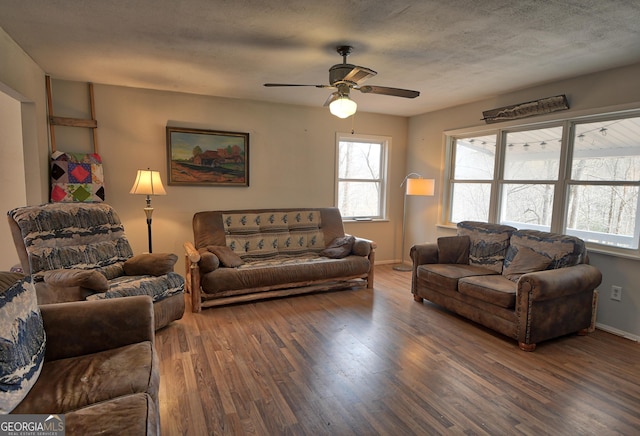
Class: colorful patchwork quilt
50,151,105,202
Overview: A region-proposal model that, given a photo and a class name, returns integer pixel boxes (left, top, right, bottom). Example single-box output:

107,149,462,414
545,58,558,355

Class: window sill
586,244,640,261
343,218,389,223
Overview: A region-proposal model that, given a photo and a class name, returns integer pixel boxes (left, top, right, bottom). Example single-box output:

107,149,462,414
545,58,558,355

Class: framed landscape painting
166,127,249,186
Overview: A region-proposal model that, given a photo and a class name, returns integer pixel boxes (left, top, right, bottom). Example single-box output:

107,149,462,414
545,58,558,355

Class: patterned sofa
410,221,602,351
8,203,185,330
184,208,376,311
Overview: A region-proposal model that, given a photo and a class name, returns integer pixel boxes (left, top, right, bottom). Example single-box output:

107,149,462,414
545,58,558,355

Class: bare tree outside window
337,137,387,219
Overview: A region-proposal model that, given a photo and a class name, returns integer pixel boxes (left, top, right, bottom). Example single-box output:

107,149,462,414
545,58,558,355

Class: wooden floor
155,265,640,435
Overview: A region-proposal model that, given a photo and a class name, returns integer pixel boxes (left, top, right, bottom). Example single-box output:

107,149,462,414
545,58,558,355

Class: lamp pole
144,195,153,253
393,174,435,272
393,190,412,271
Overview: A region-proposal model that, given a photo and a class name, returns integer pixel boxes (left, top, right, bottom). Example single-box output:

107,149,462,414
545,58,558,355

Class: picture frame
166,126,249,186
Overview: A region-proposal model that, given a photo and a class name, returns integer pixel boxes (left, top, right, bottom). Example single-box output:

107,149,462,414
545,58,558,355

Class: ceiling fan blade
263,83,330,88
323,92,340,107
357,85,420,98
342,65,377,84
329,64,376,86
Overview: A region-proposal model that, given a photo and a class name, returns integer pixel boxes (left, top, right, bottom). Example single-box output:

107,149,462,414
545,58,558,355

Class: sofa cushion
124,253,178,276
321,235,355,259
86,272,184,303
8,203,134,275
227,233,280,259
207,245,244,267
505,229,586,271
0,277,45,413
458,275,517,308
502,246,552,282
437,235,470,264
222,211,326,260
65,393,158,436
416,263,498,293
12,341,158,414
457,221,516,273
200,254,370,295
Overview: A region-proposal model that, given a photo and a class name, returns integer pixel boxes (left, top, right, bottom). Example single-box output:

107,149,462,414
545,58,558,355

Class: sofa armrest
40,295,155,362
410,243,439,266
184,241,201,264
518,264,602,302
352,237,377,289
516,264,602,350
184,241,203,312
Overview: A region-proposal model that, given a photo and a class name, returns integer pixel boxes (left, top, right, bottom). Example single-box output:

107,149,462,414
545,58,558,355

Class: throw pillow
123,253,178,276
207,246,244,267
0,277,46,413
320,235,355,259
42,268,109,291
457,221,516,273
437,235,470,264
503,247,552,282
198,250,220,273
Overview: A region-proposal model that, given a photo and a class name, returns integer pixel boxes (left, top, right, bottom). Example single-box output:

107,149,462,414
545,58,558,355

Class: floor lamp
393,174,434,271
130,169,167,253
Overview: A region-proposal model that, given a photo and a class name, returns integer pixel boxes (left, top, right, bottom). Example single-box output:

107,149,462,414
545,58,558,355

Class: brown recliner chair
7,202,185,330
1,276,160,435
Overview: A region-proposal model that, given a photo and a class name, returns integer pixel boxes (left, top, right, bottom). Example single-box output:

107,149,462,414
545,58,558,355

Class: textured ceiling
1,0,640,116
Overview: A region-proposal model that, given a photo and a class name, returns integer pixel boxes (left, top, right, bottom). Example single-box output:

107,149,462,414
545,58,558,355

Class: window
566,117,640,248
445,111,640,253
450,134,496,222
500,126,563,231
336,134,389,220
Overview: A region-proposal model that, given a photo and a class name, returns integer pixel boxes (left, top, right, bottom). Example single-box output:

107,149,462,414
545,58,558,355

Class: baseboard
376,259,404,265
595,323,640,342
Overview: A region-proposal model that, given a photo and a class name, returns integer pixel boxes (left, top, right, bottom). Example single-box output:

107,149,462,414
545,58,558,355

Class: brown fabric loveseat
1,276,160,435
184,208,376,311
410,221,602,351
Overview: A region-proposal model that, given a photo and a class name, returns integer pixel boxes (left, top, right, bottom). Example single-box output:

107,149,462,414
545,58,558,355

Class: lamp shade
130,169,167,196
329,95,357,118
406,178,434,196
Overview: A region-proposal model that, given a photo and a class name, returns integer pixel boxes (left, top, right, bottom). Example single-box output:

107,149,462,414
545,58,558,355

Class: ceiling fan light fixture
329,95,357,118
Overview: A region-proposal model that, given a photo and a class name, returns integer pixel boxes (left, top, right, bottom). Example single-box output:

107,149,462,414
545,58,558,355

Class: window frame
443,108,640,257
335,132,390,221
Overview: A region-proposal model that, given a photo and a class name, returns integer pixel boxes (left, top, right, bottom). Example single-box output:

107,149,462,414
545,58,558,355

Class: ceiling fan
264,45,420,118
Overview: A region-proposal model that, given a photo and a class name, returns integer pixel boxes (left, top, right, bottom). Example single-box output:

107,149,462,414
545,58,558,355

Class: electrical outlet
611,285,622,301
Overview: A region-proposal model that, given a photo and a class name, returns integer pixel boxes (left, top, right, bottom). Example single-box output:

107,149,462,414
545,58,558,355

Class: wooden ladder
45,75,99,153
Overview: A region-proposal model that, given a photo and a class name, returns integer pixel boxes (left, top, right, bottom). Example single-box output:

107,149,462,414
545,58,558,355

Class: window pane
500,184,554,231
453,136,496,180
566,184,639,249
450,183,491,223
338,181,381,218
572,117,640,182
338,142,381,179
504,127,562,180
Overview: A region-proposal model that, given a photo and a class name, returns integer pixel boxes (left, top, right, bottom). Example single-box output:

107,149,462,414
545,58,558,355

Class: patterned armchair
7,203,184,330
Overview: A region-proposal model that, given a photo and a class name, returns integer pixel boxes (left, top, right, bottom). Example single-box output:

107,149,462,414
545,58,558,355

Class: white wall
407,62,640,339
49,80,409,275
0,91,27,269
0,26,49,269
